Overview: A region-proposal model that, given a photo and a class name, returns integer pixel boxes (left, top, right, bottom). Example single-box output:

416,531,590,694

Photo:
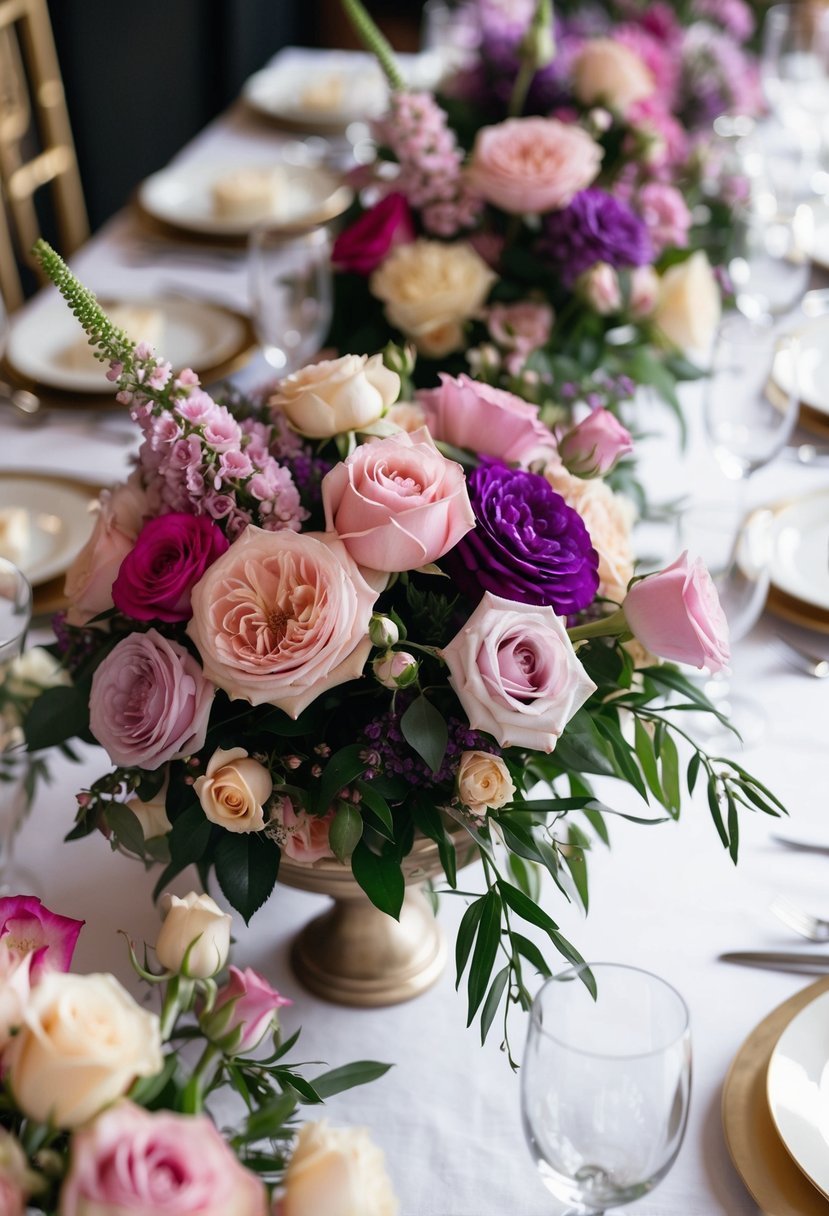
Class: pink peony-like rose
321,428,474,572
622,552,730,672
0,895,83,979
466,118,602,215
559,409,634,478
572,38,655,115
187,526,379,718
202,965,292,1055
64,474,149,627
271,798,336,865
89,629,214,769
112,513,229,623
59,1101,267,1216
416,374,558,466
332,193,415,276
441,592,597,752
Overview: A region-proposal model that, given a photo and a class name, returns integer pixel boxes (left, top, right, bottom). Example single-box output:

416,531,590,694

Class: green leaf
707,777,729,850
455,896,486,987
480,965,510,1045
512,933,552,978
634,718,663,803
168,804,213,868
726,791,740,864
582,806,610,846
564,826,590,911
214,833,281,924
467,889,502,1025
351,839,404,919
411,797,456,888
24,683,89,750
242,1092,298,1142
594,717,648,800
311,1060,392,1099
329,801,364,863
272,1069,323,1105
310,744,368,816
687,751,702,796
508,854,541,902
106,804,148,857
659,730,681,816
353,780,394,835
400,695,448,774
498,880,559,934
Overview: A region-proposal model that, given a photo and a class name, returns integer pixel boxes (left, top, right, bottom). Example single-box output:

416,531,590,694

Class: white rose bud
456,751,516,817
194,747,273,834
369,615,400,649
155,892,231,979
373,651,419,690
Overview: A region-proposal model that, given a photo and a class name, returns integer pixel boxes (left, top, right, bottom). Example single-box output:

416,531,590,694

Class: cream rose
572,39,655,114
155,892,231,979
456,751,515,817
195,747,272,833
281,1121,399,1216
271,354,400,439
5,972,162,1129
545,465,635,602
653,251,722,356
369,239,495,358
126,778,171,841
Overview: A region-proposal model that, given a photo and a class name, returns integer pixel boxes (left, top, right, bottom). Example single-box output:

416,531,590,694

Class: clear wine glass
761,3,829,198
248,224,333,375
0,559,37,897
522,963,691,1215
728,201,813,322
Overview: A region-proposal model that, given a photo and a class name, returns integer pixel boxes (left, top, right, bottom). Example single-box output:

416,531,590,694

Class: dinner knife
770,833,829,855
719,951,829,974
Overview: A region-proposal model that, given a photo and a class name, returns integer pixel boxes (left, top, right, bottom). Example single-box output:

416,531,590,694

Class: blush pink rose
577,263,622,315
64,474,149,627
559,409,634,478
487,301,554,353
466,117,602,215
89,629,214,769
186,527,379,718
271,798,336,865
202,965,291,1055
416,374,558,466
0,895,84,979
623,551,730,672
321,428,474,572
332,193,415,276
59,1102,267,1216
441,592,597,752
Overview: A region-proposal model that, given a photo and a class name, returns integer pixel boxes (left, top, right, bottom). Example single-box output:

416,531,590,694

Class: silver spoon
776,634,829,678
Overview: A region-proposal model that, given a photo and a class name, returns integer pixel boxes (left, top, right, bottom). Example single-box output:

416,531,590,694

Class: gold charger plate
766,376,829,439
723,976,829,1215
766,584,829,635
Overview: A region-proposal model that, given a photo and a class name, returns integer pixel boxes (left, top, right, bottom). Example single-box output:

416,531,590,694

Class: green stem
184,1044,221,1114
340,0,405,91
568,608,628,644
507,59,535,118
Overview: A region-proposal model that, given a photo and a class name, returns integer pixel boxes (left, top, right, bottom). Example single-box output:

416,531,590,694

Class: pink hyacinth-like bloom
0,896,83,979
202,965,292,1055
637,182,692,253
623,551,731,671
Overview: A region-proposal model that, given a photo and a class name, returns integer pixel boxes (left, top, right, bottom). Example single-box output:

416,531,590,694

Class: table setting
1,0,829,1213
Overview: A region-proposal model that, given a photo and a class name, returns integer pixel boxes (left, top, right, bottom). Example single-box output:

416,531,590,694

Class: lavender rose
449,462,599,615
541,188,653,286
89,629,214,769
112,513,229,623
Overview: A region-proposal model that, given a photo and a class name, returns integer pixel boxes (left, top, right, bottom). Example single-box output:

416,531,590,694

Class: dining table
2,45,829,1216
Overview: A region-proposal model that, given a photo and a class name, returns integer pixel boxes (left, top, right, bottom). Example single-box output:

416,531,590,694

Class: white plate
773,317,829,416
767,987,829,1200
771,491,829,613
7,295,249,395
243,56,388,129
137,160,352,238
0,476,96,586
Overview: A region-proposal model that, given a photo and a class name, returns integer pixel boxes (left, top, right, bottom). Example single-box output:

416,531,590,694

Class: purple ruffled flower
541,189,654,287
448,462,599,615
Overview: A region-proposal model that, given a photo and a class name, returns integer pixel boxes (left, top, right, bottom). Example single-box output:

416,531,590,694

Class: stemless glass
248,224,333,374
0,559,36,896
522,964,691,1215
761,3,829,198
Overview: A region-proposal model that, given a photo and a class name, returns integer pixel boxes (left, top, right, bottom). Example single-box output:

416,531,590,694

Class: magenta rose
89,629,214,769
59,1101,267,1216
416,374,558,466
332,192,415,276
622,551,730,671
201,965,292,1055
466,118,603,215
112,513,229,623
559,409,634,478
0,896,83,980
321,428,475,572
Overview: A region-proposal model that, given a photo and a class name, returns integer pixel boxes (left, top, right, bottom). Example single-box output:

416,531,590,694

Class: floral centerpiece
25,242,783,1062
0,891,396,1215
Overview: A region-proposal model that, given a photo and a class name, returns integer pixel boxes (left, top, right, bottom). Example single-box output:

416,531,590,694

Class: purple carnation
541,189,653,286
448,462,598,615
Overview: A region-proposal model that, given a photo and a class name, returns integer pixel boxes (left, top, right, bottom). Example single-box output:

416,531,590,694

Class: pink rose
89,629,214,769
416,374,558,466
332,193,415,276
559,409,634,478
321,428,474,572
637,182,691,254
466,118,602,215
628,265,660,319
487,301,554,353
59,1102,267,1216
187,527,379,718
0,944,35,1052
441,592,597,752
112,513,229,623
64,513,134,628
0,895,83,979
623,552,730,672
577,263,622,315
271,798,336,865
202,965,291,1055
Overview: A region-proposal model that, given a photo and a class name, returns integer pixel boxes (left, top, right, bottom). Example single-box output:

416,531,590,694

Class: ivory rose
187,526,379,718
622,551,730,672
155,892,231,979
195,747,273,833
466,118,602,215
270,798,335,865
546,466,635,603
369,239,495,358
6,972,162,1129
321,428,474,572
270,354,400,440
126,779,171,840
89,629,214,770
572,39,655,114
456,751,515,817
653,251,721,355
441,592,597,752
416,374,558,466
384,401,427,433
281,1120,399,1216
59,1102,267,1216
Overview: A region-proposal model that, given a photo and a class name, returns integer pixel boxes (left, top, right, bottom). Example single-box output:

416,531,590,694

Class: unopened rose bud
383,340,417,378
577,263,622,316
200,965,291,1056
373,650,419,689
369,614,400,648
559,408,634,478
155,892,231,980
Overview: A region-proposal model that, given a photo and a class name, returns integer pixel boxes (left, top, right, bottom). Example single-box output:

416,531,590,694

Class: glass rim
529,962,690,1059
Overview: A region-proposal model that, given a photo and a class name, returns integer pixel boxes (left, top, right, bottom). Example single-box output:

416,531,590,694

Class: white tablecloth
3,48,829,1215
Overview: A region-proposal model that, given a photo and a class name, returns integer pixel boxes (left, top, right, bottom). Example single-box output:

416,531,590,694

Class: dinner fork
771,895,829,942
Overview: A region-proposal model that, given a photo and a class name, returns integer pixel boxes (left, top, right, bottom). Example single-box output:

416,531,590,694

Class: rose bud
200,965,291,1056
155,892,231,979
622,551,731,672
373,651,419,690
369,614,400,649
559,409,634,479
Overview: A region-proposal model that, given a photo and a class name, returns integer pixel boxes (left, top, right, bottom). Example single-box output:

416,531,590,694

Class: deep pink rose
271,798,336,865
559,409,634,478
321,428,475,572
112,514,229,623
0,896,83,980
416,374,558,466
202,965,292,1055
59,1101,267,1216
623,551,730,672
332,193,415,276
89,629,214,769
187,526,379,718
466,118,602,215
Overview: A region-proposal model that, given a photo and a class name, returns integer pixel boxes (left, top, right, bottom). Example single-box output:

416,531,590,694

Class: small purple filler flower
541,189,653,286
449,463,599,614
